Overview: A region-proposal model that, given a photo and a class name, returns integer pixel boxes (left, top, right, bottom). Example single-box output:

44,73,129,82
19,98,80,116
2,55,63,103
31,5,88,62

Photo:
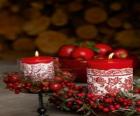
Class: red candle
20,51,54,81
87,57,133,96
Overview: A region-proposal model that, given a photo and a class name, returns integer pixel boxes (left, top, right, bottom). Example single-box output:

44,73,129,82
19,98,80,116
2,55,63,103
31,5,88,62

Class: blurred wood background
0,0,139,60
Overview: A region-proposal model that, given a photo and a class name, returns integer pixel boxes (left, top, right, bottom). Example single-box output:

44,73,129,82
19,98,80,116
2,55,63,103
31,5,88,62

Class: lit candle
20,51,54,81
87,53,133,95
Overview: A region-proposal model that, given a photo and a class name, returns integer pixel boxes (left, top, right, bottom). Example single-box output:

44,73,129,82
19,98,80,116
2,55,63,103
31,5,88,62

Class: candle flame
108,52,114,59
35,50,39,57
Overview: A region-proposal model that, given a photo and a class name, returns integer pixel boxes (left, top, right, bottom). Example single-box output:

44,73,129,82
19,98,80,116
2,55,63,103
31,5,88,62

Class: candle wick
108,52,114,59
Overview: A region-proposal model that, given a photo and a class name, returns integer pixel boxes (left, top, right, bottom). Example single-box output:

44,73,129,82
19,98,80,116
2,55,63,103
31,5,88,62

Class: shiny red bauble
114,48,128,58
72,47,95,60
94,43,112,56
58,45,77,58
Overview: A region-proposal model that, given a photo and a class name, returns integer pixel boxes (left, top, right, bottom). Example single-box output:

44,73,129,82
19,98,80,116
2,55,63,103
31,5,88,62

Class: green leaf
66,98,74,102
77,106,84,112
92,48,99,52
84,111,91,116
119,91,134,99
62,105,70,111
74,40,82,46
124,111,136,116
0,83,5,88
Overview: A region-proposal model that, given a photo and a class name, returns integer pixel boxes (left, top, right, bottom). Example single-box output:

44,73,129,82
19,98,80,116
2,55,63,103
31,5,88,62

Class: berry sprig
49,81,140,116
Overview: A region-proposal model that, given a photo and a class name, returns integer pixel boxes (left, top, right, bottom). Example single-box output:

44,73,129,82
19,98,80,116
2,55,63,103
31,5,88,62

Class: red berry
134,88,140,94
54,76,64,82
136,100,140,105
104,98,113,103
14,82,22,89
42,86,49,91
109,105,116,111
87,93,94,99
136,107,140,112
42,81,49,87
76,99,83,105
115,104,120,109
3,78,9,83
67,90,73,97
15,89,21,94
66,101,73,107
50,83,62,92
118,97,125,102
23,83,32,89
103,107,110,112
77,93,85,97
8,75,20,83
98,104,104,109
7,83,14,89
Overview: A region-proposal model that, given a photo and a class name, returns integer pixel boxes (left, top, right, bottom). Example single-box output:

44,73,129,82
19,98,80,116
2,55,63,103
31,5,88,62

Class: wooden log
67,1,83,12
51,9,68,26
0,50,34,61
123,22,133,29
99,26,115,38
23,16,50,35
75,24,98,39
115,30,140,48
110,2,122,11
23,8,42,19
12,38,35,51
84,7,107,24
0,40,8,52
0,11,23,40
107,16,123,28
10,5,20,13
0,0,7,8
87,0,104,7
30,2,44,10
132,3,140,12
35,31,75,54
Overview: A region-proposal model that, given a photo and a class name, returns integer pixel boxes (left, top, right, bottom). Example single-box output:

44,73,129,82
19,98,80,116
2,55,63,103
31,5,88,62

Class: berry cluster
3,69,74,94
50,82,140,116
3,68,140,116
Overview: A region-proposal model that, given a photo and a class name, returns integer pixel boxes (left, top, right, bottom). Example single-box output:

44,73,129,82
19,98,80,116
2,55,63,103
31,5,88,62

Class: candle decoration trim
87,58,133,96
20,62,54,81
87,68,133,95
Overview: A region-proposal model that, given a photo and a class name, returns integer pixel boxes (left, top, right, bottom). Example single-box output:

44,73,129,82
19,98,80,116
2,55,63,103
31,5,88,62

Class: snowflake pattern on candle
87,68,133,95
20,61,54,81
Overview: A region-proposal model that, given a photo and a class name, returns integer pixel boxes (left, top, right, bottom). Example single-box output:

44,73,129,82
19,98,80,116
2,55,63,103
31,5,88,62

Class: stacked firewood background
0,0,140,60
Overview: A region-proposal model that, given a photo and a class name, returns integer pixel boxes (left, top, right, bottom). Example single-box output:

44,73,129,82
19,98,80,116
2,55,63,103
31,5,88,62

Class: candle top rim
88,58,133,69
20,56,53,64
88,58,133,62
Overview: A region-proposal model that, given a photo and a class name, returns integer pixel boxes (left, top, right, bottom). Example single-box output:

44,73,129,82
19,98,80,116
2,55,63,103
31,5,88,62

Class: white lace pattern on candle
20,61,54,81
87,68,133,95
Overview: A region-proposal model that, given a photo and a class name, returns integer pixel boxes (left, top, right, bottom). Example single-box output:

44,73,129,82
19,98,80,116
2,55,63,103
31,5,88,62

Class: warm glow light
108,52,114,59
35,50,39,57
